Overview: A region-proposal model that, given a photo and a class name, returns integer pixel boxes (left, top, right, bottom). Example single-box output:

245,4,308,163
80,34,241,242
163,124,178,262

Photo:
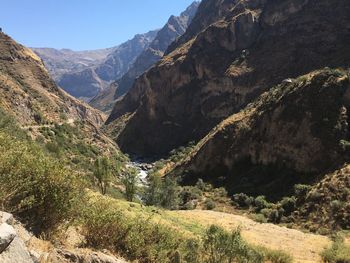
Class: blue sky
0,0,197,51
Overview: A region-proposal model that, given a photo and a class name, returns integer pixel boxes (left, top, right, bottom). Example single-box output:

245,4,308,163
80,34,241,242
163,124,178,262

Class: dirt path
175,210,330,263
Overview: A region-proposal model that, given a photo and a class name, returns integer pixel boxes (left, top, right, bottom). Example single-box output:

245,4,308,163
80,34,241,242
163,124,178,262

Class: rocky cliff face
113,1,200,99
94,30,159,83
91,2,199,112
0,32,105,127
34,30,158,100
108,0,350,157
169,69,350,197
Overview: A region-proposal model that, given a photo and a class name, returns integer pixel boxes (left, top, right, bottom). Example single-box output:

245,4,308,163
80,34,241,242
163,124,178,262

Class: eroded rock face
91,2,199,112
170,70,350,198
108,0,350,157
113,1,200,99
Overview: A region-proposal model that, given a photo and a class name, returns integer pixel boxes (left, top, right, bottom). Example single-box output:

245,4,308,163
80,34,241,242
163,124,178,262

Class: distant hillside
34,30,158,101
90,2,199,112
32,47,114,80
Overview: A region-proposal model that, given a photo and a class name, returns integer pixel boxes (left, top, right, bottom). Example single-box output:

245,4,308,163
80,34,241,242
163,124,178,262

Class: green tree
161,176,179,210
93,157,112,195
121,167,139,202
144,172,163,206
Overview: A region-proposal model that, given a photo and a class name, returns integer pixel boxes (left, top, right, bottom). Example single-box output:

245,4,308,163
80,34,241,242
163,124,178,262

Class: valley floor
172,210,330,263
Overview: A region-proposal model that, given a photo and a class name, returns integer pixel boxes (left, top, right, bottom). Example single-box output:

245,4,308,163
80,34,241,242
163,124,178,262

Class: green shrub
81,199,181,263
258,247,293,263
294,184,312,199
233,193,254,208
253,214,268,223
254,196,272,212
204,199,216,210
203,225,263,263
330,200,344,212
321,240,350,263
0,132,82,234
280,196,296,215
179,186,202,207
183,238,201,263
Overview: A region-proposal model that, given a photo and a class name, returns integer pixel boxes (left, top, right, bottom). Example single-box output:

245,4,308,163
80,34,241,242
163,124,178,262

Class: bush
204,199,216,210
321,240,350,263
203,225,263,263
258,247,293,263
280,196,296,215
179,186,202,207
294,184,311,199
330,200,344,212
0,132,82,234
253,214,268,223
254,196,272,212
233,193,254,208
81,199,181,263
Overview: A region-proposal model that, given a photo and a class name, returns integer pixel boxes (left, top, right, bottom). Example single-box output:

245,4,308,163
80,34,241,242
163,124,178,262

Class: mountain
90,2,200,112
32,47,114,81
107,0,350,157
170,69,350,198
114,1,200,98
0,31,120,173
0,32,105,127
34,30,158,100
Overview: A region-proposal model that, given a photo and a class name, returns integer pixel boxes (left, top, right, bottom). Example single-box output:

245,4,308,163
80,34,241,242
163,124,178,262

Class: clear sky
0,0,197,51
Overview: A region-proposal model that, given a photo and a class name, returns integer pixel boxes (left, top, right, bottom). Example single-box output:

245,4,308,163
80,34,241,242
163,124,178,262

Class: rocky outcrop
0,212,34,263
108,0,350,156
113,1,199,99
169,69,350,198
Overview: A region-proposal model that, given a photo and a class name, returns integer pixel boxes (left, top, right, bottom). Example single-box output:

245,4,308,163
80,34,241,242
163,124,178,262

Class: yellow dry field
173,210,331,263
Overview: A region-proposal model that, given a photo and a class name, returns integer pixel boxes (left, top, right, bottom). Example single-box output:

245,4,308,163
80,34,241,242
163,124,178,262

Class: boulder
0,223,16,253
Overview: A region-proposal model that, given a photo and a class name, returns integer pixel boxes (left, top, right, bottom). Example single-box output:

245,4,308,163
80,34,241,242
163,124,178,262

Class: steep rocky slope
0,32,120,168
108,0,350,156
91,2,199,112
114,1,199,98
32,47,113,81
0,32,105,127
169,69,350,199
294,163,350,231
34,30,158,100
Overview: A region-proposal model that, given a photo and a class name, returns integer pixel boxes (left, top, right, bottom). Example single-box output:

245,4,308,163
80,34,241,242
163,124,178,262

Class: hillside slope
0,32,120,172
32,47,113,81
169,69,350,197
0,32,105,127
90,2,199,112
34,30,158,100
108,0,350,156
113,1,199,99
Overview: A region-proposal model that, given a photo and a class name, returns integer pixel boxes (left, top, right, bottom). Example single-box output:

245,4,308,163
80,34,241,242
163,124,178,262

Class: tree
121,167,139,202
93,157,112,195
144,172,163,206
161,176,179,210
